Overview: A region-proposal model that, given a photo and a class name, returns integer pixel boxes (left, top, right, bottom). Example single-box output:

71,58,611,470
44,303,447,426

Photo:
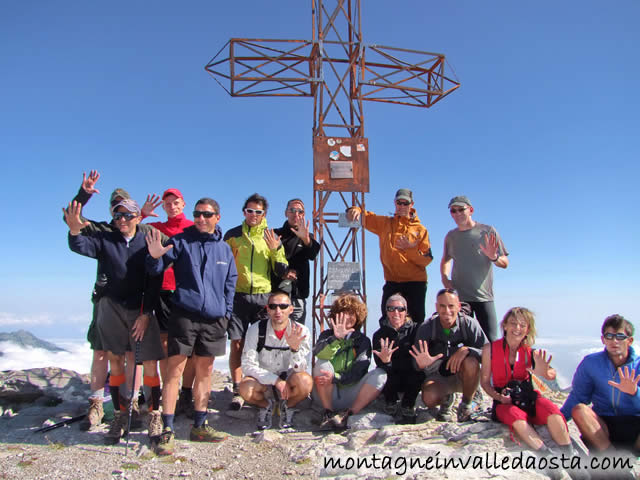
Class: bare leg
162,355,188,415
90,350,108,392
229,339,244,385
459,356,480,403
547,413,571,446
351,383,383,414
158,332,169,384
182,356,196,389
421,380,450,408
572,403,611,452
512,419,545,450
314,376,334,410
285,372,313,407
238,377,269,408
192,355,215,412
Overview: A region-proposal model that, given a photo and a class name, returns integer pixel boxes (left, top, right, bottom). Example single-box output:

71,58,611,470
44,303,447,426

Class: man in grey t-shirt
440,196,508,341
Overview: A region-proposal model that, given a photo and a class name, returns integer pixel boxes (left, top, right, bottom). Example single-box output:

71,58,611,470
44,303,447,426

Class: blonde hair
501,307,537,346
329,294,367,330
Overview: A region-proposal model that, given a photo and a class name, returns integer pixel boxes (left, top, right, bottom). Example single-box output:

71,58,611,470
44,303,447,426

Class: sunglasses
396,200,410,206
193,210,217,218
288,208,304,214
244,208,265,215
268,303,291,310
386,306,407,313
113,212,137,221
450,207,467,214
603,332,630,341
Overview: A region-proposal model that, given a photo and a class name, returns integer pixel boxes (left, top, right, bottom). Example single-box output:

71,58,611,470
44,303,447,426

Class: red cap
162,188,183,200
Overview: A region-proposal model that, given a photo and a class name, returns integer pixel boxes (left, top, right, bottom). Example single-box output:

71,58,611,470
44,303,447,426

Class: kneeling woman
313,294,387,429
480,307,572,455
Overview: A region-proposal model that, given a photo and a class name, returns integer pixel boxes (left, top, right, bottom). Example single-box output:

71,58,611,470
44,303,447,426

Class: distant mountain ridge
0,330,67,352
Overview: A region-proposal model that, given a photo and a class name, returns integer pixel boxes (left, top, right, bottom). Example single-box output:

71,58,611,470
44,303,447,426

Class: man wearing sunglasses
146,197,237,455
273,198,320,324
65,198,165,445
224,193,289,410
561,315,640,456
238,291,312,430
346,188,433,324
440,195,508,342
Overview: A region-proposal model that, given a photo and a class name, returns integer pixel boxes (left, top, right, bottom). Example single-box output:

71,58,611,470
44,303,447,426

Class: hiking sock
143,375,162,411
193,410,207,428
162,413,175,431
109,374,126,411
89,388,104,400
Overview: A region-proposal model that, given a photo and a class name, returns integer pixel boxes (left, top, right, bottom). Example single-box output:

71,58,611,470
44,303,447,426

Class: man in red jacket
143,188,196,416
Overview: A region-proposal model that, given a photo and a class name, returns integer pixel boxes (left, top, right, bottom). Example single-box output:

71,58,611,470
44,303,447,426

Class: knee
571,403,592,423
369,368,387,390
313,360,334,378
421,385,440,408
238,378,258,400
290,372,313,394
461,356,480,376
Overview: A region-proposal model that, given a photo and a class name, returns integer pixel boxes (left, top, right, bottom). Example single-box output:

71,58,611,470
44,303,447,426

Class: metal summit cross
205,0,459,339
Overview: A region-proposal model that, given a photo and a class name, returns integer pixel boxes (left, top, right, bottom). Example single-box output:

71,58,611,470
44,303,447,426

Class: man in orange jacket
347,189,433,324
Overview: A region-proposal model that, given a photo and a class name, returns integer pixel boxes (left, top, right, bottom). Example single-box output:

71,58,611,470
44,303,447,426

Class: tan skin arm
480,344,511,404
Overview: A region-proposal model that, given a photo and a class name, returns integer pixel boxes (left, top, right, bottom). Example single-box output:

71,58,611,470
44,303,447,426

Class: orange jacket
356,207,433,282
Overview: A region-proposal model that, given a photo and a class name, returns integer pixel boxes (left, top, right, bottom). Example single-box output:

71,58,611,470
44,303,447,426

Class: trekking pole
125,340,141,456
34,414,85,433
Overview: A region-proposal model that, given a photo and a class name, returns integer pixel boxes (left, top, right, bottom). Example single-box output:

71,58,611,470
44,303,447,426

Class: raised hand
531,349,555,380
285,322,307,352
291,217,311,245
608,366,640,395
81,170,101,194
63,200,90,234
264,228,282,250
478,232,499,261
346,207,361,223
395,234,417,250
131,314,149,341
329,312,355,339
409,339,443,370
145,229,173,259
141,194,162,218
373,337,399,364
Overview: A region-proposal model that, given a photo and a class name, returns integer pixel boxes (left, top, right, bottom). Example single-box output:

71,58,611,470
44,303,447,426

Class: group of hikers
63,170,639,477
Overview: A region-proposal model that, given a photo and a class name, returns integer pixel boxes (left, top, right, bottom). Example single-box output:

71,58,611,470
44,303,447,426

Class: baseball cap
448,195,472,208
110,188,131,206
111,198,141,216
395,189,413,203
162,188,183,200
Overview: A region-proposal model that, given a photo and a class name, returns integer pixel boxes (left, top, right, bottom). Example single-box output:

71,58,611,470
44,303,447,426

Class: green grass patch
48,441,66,450
211,465,225,472
17,460,33,468
294,457,312,465
120,462,140,470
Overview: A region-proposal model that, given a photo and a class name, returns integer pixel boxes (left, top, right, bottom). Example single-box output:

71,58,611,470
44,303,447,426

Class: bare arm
440,237,454,289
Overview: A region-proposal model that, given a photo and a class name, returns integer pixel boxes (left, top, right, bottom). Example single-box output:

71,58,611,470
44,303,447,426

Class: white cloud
0,312,53,326
0,340,92,373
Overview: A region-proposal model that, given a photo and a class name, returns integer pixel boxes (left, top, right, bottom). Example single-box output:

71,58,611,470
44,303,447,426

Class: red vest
491,339,532,389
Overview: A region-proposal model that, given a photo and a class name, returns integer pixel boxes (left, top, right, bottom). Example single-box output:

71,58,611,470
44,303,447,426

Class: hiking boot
472,389,484,406
229,392,245,411
383,400,399,416
331,409,351,430
175,392,194,419
190,420,228,442
148,410,163,439
120,395,142,431
436,394,454,422
456,401,473,422
398,405,417,425
80,397,104,431
154,427,175,456
319,410,334,430
257,399,274,430
278,399,295,429
104,410,125,445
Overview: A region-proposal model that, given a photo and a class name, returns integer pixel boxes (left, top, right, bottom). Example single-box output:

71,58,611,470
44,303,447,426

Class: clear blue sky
1,1,638,344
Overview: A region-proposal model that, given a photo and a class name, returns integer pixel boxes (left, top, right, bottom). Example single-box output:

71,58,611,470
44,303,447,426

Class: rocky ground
0,368,638,479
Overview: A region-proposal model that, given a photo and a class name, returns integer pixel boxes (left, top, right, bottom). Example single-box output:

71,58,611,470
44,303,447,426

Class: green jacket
313,329,371,386
223,218,288,294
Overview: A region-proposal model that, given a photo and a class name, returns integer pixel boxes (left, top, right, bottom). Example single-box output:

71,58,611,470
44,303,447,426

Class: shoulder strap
257,319,291,353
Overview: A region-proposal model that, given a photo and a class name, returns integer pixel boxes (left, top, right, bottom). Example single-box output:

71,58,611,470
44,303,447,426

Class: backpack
256,319,291,353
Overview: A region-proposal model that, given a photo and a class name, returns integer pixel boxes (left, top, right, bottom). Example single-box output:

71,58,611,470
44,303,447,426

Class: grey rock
348,412,393,431
252,429,282,443
0,367,89,404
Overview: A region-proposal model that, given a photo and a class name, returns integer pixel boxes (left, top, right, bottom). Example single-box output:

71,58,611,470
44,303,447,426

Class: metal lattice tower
205,0,459,341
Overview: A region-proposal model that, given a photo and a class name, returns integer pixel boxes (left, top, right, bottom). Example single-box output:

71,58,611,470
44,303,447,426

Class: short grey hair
386,294,408,309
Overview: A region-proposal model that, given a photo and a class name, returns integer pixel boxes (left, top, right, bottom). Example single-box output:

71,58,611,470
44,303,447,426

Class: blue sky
1,0,639,358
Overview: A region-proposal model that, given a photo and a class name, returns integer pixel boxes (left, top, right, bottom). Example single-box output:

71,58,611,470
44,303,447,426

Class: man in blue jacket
561,314,640,454
146,197,237,456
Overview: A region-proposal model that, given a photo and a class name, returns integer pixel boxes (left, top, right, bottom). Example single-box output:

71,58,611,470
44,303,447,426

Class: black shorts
227,292,270,341
86,304,104,351
601,415,640,448
168,306,228,358
155,290,173,333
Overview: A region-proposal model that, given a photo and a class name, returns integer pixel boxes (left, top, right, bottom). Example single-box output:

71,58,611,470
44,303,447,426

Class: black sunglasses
386,306,407,313
396,200,410,206
268,303,291,310
603,332,630,341
450,207,467,214
113,212,137,221
193,210,217,218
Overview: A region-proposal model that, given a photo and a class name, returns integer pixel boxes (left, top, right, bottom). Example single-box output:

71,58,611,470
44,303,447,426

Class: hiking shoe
257,399,274,430
154,427,175,456
190,420,228,442
383,400,399,416
331,409,351,430
456,401,473,422
120,395,142,431
230,393,245,411
148,410,163,439
104,410,125,445
472,389,484,406
80,397,104,431
176,392,194,419
436,394,454,422
319,410,334,430
398,406,417,425
278,400,295,429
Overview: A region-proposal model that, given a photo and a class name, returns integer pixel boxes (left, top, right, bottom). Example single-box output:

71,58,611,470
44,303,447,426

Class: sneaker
456,401,473,423
154,427,175,456
436,394,454,422
230,393,245,411
278,400,295,429
398,405,417,425
148,410,163,439
104,410,125,445
383,400,399,416
80,397,104,431
176,392,194,419
257,400,274,430
190,420,228,442
331,409,351,430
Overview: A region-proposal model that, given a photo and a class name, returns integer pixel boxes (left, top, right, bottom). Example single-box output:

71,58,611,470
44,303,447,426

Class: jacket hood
379,315,415,332
183,224,223,241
